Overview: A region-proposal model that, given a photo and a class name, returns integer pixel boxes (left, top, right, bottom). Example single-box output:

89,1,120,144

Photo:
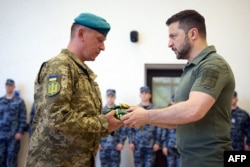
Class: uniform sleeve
18,99,27,134
244,112,250,145
191,57,234,100
100,136,106,146
127,127,134,144
29,103,36,137
168,129,177,148
154,126,163,145
118,126,127,144
49,108,108,133
35,60,108,134
161,128,168,148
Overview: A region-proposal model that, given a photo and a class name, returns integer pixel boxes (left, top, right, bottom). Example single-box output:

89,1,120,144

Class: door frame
145,63,185,89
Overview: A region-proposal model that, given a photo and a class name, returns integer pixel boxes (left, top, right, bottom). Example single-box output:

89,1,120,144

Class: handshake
103,103,130,120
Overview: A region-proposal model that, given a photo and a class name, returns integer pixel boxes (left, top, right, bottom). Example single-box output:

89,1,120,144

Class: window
145,64,185,108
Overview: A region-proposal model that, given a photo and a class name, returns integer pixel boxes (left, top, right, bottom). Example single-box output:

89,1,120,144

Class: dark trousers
133,147,156,167
99,148,121,167
154,149,167,167
0,137,20,167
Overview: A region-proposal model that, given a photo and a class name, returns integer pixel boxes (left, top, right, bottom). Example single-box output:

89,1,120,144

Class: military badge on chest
47,75,61,96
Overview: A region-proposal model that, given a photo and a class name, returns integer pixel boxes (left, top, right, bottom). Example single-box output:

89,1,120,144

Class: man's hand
121,106,149,128
162,147,168,156
105,110,123,132
99,144,102,150
244,144,250,151
15,133,22,140
116,143,124,151
153,144,160,151
104,103,129,120
129,143,135,151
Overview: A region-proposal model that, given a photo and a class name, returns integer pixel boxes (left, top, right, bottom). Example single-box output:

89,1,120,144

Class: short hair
233,91,237,97
70,23,81,39
166,10,206,38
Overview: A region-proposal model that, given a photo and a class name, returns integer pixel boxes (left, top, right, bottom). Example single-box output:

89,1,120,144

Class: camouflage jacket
0,95,27,139
27,49,109,167
230,107,250,151
161,128,177,149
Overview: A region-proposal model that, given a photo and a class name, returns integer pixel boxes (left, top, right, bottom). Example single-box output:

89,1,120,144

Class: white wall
0,0,250,167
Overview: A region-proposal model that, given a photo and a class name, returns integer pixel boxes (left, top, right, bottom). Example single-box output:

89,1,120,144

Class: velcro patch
200,68,219,88
47,75,61,96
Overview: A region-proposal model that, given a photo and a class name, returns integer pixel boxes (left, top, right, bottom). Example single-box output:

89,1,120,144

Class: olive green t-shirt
175,46,235,167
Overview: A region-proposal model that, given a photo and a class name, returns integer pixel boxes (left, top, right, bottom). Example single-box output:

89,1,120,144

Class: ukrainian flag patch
47,75,61,96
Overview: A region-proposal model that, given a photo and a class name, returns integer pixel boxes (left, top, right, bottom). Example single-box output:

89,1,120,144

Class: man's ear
77,28,85,41
189,28,198,39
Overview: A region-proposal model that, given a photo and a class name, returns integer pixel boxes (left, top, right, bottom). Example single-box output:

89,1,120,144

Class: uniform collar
186,45,217,67
140,103,153,109
61,49,97,80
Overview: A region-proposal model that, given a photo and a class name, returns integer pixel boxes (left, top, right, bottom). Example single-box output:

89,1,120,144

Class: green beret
74,13,111,37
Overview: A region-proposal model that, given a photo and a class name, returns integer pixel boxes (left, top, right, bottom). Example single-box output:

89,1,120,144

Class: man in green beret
26,13,122,167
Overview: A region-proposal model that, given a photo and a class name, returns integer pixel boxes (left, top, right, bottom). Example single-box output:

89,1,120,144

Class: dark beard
177,35,190,60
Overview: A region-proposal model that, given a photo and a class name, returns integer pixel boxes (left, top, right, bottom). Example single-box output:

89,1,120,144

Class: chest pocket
74,68,102,113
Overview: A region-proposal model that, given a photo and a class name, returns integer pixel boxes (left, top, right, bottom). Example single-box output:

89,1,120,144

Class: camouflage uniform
99,105,127,167
161,128,180,167
26,49,109,167
28,103,35,137
0,95,27,167
128,104,162,167
230,107,250,151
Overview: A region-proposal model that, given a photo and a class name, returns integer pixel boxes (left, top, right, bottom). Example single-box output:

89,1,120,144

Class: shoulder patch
200,68,219,88
47,75,61,96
